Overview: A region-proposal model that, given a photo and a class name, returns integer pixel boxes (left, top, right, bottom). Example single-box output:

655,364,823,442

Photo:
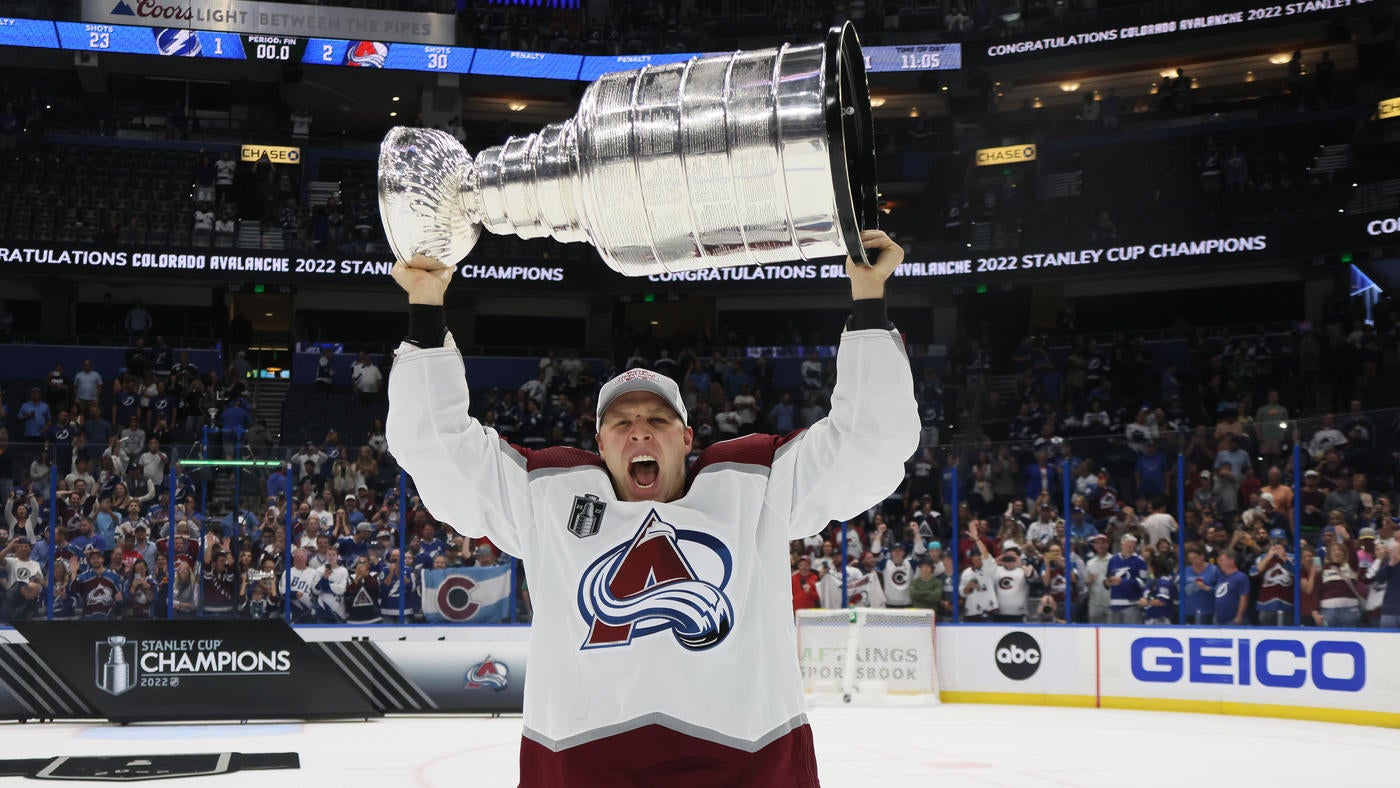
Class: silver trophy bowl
378,23,878,277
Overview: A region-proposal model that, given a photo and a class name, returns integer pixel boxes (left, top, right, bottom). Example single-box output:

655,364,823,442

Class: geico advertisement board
1098,628,1400,723
935,626,1095,703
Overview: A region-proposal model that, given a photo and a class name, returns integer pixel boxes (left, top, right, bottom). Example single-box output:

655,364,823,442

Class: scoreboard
7,17,963,78
864,44,962,73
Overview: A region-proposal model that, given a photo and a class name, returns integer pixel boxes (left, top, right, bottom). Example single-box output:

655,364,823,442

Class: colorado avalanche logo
465,656,509,692
346,40,388,68
577,510,734,651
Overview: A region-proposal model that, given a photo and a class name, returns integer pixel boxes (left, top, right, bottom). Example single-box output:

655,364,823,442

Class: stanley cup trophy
378,23,878,277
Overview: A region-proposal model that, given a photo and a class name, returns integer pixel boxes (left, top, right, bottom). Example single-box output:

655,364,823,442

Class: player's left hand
846,229,903,300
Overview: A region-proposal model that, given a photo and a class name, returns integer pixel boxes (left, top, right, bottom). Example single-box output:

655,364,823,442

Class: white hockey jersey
387,327,918,787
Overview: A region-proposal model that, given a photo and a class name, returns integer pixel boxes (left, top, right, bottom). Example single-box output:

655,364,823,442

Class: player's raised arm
385,255,534,559
779,231,921,538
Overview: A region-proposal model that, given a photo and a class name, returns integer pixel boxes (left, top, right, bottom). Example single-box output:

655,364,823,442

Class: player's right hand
392,254,456,306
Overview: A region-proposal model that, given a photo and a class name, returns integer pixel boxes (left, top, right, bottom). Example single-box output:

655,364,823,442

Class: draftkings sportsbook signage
14,620,377,722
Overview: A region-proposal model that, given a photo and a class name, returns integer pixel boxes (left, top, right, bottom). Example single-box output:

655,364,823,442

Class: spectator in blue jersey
243,556,280,620
45,411,77,468
1105,534,1147,624
337,522,373,564
72,546,124,619
1213,549,1251,626
17,389,50,441
48,560,77,620
344,556,381,624
1023,451,1057,510
147,381,177,431
1139,554,1176,625
68,518,97,556
219,398,251,459
82,405,113,447
73,360,103,413
768,393,796,435
1214,435,1251,479
112,379,141,428
1134,442,1169,500
1181,543,1221,624
266,466,288,502
416,522,445,568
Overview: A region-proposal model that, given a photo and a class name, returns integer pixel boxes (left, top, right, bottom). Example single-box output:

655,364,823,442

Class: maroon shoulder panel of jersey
688,430,807,480
517,443,608,473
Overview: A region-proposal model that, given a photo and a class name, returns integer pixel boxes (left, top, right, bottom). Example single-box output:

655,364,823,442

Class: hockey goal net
796,608,939,706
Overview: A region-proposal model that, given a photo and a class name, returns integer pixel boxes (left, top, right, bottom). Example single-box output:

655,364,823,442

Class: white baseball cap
596,368,688,427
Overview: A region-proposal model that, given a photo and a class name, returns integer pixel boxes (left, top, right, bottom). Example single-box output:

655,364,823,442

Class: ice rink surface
2,704,1397,787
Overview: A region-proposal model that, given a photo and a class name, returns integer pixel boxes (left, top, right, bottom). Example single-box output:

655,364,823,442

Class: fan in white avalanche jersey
386,232,918,788
879,544,914,607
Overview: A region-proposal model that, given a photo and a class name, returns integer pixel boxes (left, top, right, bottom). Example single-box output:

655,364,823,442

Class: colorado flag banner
421,566,513,623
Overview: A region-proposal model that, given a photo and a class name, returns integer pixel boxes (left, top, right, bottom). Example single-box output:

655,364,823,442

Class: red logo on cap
613,369,660,384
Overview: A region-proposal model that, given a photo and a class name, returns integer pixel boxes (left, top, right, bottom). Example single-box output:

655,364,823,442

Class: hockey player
387,231,917,787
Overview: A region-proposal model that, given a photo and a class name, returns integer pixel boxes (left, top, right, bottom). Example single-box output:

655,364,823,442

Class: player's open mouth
629,455,659,488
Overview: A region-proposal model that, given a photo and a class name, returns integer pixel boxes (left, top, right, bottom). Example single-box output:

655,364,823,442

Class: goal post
796,608,939,706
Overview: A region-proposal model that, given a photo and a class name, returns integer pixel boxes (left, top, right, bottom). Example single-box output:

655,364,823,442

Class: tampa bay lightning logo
155,28,202,57
576,510,734,651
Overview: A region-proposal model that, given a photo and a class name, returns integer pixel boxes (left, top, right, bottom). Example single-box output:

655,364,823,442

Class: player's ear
682,426,693,454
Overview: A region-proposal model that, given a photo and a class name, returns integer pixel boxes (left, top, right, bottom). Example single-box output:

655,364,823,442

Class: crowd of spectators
786,297,1400,629
6,298,1400,630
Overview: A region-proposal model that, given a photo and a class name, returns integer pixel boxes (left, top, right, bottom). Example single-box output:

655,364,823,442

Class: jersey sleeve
773,328,920,539
386,336,532,560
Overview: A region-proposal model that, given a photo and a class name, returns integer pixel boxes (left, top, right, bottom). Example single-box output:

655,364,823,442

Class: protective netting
796,609,939,705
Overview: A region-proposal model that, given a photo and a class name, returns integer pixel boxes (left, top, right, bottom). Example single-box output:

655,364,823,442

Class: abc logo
994,631,1041,681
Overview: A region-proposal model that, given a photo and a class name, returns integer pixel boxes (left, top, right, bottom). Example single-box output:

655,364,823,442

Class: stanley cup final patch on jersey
568,494,606,538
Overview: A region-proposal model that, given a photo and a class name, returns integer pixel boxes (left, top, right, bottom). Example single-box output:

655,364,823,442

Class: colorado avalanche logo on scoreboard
577,510,734,652
465,655,510,692
155,28,201,57
345,40,388,68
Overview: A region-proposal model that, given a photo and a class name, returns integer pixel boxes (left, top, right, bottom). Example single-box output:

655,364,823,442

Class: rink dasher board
935,624,1400,728
1,624,1393,728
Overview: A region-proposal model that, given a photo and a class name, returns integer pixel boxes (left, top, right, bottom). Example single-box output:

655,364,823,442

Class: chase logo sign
240,144,301,164
1130,637,1365,692
976,144,1037,166
95,636,136,696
